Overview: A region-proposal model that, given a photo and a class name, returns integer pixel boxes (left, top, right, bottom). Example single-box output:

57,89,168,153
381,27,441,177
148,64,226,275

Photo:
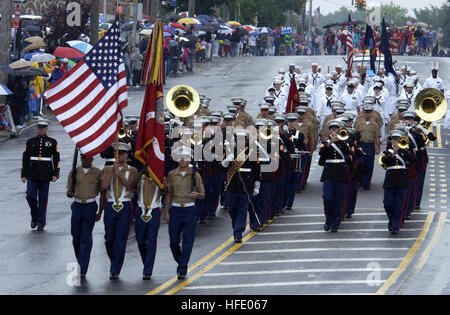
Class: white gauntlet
253,181,260,196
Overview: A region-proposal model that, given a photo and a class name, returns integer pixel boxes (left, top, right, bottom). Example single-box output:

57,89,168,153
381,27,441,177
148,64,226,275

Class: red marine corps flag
44,16,127,157
134,21,165,189
285,75,300,113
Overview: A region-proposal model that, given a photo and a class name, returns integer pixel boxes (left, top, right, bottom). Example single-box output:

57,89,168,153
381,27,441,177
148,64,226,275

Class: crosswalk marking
271,220,425,226
204,268,397,277
220,258,404,265
235,248,410,254
246,238,417,245
258,229,423,235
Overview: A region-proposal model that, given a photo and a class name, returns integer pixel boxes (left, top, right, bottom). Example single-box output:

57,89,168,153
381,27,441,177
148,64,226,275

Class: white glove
221,154,234,168
283,125,289,134
253,181,260,196
417,124,430,135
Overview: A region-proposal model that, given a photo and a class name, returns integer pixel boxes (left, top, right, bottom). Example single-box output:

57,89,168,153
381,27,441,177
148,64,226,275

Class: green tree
379,1,414,27
413,2,448,30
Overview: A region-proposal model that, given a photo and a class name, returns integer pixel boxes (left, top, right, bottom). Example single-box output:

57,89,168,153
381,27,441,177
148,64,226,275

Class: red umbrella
53,47,85,59
169,22,186,30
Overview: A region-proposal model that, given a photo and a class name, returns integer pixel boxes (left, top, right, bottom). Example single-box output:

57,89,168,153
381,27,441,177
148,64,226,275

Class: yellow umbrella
227,21,241,26
25,36,45,43
140,29,153,36
24,42,47,51
177,18,199,25
9,59,33,69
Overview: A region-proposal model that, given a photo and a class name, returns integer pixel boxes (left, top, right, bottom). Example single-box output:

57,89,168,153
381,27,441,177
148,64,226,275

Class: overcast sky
315,0,447,16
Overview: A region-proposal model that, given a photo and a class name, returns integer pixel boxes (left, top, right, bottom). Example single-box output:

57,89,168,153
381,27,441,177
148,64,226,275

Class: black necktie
376,97,381,105
312,74,318,86
327,97,332,107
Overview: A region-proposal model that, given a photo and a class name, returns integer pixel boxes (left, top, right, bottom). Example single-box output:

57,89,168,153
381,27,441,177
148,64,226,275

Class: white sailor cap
273,79,283,85
331,71,338,76
286,113,300,121
325,80,334,86
289,63,296,67
114,142,132,152
335,64,343,69
295,65,302,70
373,82,383,89
279,69,286,73
404,82,415,88
36,119,49,127
174,146,192,160
431,65,439,71
402,111,416,119
311,63,318,67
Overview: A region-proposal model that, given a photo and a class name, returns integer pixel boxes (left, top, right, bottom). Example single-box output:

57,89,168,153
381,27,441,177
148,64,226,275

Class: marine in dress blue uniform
319,120,352,232
21,120,60,231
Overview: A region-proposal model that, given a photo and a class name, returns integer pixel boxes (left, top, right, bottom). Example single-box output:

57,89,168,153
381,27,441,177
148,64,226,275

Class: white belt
75,198,96,204
107,198,131,203
239,168,251,172
326,159,345,163
172,202,195,208
387,166,407,170
30,156,52,161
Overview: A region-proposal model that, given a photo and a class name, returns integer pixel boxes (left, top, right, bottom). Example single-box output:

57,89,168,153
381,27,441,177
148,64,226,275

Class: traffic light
362,0,367,11
355,0,363,10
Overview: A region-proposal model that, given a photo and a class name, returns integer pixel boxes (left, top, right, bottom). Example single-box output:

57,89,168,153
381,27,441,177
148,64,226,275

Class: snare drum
291,154,302,172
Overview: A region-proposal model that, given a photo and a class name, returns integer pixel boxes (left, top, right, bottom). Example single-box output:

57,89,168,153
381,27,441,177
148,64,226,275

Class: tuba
166,85,201,120
414,88,448,129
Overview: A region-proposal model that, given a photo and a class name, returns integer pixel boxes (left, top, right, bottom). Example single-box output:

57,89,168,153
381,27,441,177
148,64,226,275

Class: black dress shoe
177,274,186,280
346,213,352,219
415,205,421,210
80,274,86,280
198,219,206,224
143,274,152,280
388,223,392,232
391,229,399,235
109,273,119,280
37,226,44,231
324,223,331,231
286,207,292,211
31,221,37,229
234,237,242,243
330,227,338,233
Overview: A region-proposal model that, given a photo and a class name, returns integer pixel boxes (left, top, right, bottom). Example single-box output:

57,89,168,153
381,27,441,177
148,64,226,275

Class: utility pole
188,0,195,18
0,0,12,88
308,0,312,41
150,0,160,23
103,0,107,21
90,0,100,46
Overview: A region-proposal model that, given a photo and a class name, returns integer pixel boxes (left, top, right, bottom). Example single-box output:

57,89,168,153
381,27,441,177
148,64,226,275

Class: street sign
12,5,21,29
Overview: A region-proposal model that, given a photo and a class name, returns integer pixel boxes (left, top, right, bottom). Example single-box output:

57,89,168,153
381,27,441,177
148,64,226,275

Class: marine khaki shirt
101,164,139,200
166,167,205,205
355,119,381,143
67,166,102,201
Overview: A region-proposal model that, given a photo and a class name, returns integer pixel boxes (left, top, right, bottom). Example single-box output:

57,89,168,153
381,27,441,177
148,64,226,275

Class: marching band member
318,120,352,232
100,142,139,280
381,129,414,234
164,146,205,279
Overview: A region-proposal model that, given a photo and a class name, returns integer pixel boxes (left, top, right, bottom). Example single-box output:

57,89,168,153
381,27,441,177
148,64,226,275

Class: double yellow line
147,222,270,295
377,211,447,294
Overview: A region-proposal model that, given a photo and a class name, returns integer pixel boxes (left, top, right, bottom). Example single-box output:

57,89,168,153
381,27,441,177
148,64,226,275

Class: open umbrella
414,22,428,28
178,18,201,25
140,29,152,36
24,52,45,61
30,53,55,63
0,83,13,96
9,59,33,69
67,40,93,54
53,47,84,59
169,23,186,30
163,14,183,23
99,23,112,30
244,25,258,32
24,42,47,51
24,36,44,43
0,64,47,77
196,15,215,23
226,21,241,26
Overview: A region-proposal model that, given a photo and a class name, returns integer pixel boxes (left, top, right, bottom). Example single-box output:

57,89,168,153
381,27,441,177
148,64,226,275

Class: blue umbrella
23,52,44,61
0,83,13,95
196,15,214,23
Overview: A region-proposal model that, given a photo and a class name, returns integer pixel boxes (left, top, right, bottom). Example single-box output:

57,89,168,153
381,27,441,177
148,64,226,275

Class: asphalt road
0,55,449,295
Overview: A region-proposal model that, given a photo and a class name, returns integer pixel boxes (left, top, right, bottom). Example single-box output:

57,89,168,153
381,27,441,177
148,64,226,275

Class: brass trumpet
259,125,272,140
166,85,200,119
336,127,349,141
397,136,410,150
378,155,387,171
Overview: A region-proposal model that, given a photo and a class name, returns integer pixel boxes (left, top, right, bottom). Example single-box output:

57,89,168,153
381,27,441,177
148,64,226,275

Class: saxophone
224,147,253,191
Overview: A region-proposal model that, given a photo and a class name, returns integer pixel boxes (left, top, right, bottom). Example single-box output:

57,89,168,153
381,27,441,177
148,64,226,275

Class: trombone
112,127,128,212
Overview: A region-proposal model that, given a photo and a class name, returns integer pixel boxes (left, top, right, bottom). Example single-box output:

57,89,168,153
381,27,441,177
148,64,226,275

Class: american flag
45,17,127,158
313,7,320,25
346,14,354,78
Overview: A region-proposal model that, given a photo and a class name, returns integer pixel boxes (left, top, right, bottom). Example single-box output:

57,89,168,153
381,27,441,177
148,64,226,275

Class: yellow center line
437,124,442,148
376,211,435,295
164,231,259,295
146,236,235,295
415,212,447,271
